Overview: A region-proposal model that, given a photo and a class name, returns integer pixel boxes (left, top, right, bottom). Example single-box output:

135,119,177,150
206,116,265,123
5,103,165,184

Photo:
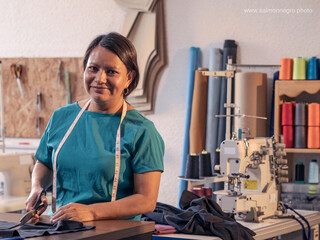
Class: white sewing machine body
214,137,287,222
0,153,34,197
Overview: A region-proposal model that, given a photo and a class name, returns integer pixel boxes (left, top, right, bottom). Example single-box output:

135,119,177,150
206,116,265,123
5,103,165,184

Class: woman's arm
25,161,52,213
50,170,162,222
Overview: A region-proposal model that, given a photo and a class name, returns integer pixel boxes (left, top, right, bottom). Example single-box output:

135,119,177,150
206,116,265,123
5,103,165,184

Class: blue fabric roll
205,48,223,170
179,47,200,203
213,41,237,191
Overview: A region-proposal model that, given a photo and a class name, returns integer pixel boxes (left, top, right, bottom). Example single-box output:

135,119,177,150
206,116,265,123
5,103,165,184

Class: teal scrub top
35,102,164,220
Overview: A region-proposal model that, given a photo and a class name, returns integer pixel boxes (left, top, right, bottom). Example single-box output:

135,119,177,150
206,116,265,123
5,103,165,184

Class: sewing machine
0,153,34,197
214,137,288,222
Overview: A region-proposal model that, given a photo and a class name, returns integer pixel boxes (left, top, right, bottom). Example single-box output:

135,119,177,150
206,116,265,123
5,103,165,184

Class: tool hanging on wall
65,71,71,105
37,92,41,111
10,64,24,97
57,61,62,83
36,116,41,135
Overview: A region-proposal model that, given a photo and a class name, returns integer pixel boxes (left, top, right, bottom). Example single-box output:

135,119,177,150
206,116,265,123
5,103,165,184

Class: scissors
10,64,24,97
19,189,46,226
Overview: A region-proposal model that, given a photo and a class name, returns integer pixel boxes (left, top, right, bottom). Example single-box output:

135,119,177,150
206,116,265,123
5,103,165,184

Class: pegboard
0,58,88,138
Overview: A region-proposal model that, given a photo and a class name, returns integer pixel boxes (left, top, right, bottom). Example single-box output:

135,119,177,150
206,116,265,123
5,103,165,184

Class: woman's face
84,45,133,106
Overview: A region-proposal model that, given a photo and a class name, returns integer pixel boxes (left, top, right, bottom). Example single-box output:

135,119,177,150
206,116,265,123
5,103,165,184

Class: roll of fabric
189,68,208,154
234,72,267,138
307,57,320,80
281,102,294,148
294,103,306,148
293,57,306,80
205,48,223,171
307,103,320,149
179,47,200,201
222,40,237,69
279,58,293,80
214,40,237,192
269,71,280,137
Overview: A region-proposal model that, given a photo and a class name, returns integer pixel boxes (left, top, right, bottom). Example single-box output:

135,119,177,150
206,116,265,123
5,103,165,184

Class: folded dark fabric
142,190,255,240
0,219,95,239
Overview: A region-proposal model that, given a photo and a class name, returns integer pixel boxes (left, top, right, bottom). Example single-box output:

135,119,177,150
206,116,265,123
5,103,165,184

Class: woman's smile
91,85,109,90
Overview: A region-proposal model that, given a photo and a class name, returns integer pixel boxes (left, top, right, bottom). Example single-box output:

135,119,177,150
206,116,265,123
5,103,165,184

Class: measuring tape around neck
52,99,127,212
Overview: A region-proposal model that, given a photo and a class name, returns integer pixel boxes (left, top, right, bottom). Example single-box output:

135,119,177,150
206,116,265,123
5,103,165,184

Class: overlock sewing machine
214,136,288,222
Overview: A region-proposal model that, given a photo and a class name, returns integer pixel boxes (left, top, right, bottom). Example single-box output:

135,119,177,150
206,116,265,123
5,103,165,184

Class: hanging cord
283,203,311,240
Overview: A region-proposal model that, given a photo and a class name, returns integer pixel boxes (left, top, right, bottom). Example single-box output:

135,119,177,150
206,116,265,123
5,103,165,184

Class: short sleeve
131,122,164,173
35,116,53,169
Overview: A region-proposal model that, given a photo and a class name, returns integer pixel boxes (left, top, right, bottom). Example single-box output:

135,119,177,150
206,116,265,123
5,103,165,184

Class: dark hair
83,32,140,97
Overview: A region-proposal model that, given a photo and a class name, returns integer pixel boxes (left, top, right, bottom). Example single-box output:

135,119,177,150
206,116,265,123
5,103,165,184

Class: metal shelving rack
201,61,280,141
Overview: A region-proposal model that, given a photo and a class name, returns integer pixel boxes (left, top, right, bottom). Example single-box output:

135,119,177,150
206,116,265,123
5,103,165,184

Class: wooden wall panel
0,58,87,138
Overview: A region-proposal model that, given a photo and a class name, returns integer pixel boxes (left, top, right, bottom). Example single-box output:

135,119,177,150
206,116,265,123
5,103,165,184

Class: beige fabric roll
234,72,267,138
189,68,208,154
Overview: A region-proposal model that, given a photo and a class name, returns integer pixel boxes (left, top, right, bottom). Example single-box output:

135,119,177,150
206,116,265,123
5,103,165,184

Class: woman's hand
51,203,95,223
51,171,162,222
26,160,52,218
25,188,48,218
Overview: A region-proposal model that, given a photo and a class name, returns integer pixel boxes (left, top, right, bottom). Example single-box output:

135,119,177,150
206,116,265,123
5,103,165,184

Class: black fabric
0,219,95,239
0,222,20,230
141,190,255,240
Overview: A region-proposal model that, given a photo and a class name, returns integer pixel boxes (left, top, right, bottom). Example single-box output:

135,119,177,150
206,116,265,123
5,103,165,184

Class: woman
26,32,164,222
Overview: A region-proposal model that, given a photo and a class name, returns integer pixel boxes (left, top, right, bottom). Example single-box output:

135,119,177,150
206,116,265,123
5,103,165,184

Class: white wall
147,0,320,206
0,0,125,57
1,0,320,207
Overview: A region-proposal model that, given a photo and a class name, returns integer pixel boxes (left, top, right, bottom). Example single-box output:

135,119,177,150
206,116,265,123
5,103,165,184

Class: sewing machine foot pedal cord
274,204,311,240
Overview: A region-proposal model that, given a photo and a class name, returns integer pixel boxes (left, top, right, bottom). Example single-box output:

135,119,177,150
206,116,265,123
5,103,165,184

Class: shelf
285,148,320,154
178,176,227,186
274,80,320,143
275,80,320,98
282,182,320,194
273,80,320,183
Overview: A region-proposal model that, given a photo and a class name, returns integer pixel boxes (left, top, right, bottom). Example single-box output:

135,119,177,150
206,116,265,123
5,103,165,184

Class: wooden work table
0,213,155,240
153,210,320,240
